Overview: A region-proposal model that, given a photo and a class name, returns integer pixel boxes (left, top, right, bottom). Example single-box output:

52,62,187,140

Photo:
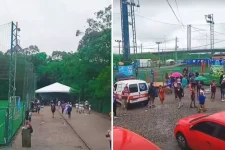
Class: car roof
206,111,225,123
113,126,161,150
115,79,147,85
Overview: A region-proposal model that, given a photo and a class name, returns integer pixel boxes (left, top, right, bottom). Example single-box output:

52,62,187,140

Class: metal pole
175,37,178,62
115,40,122,61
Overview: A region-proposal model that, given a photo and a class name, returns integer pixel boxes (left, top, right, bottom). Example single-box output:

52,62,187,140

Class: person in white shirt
58,100,61,109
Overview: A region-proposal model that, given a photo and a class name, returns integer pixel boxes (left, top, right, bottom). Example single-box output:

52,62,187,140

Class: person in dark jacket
148,82,156,109
113,93,118,118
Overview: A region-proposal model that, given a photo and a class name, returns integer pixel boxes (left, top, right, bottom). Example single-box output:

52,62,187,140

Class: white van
114,80,149,108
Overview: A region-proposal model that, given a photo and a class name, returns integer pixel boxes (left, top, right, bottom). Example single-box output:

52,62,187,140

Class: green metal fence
0,22,36,145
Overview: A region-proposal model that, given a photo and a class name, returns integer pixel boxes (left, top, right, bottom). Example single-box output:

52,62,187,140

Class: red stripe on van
129,93,148,100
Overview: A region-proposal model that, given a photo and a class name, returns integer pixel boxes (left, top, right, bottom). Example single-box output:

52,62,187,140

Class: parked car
114,126,161,150
174,111,225,150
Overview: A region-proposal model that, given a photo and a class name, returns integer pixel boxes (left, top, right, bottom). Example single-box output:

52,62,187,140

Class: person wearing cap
198,90,206,113
121,85,130,115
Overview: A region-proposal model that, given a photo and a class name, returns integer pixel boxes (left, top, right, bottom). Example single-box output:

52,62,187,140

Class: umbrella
171,72,182,77
195,76,207,81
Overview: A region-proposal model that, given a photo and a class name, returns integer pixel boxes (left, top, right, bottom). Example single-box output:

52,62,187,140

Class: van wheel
176,133,189,150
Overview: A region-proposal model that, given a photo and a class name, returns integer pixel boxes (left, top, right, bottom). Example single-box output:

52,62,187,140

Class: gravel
114,87,225,150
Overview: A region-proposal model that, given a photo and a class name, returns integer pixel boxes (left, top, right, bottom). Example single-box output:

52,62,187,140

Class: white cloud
113,0,225,54
0,0,110,55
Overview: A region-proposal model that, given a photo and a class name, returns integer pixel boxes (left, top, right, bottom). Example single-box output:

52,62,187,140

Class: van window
139,83,147,91
117,84,122,92
114,84,117,91
129,84,138,93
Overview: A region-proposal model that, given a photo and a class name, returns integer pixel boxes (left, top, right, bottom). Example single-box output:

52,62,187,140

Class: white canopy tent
35,82,71,93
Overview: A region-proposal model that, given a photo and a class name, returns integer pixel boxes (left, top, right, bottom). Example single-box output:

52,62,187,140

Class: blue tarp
183,59,211,65
118,65,134,76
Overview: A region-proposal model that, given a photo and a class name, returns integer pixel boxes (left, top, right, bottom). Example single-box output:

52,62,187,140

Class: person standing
158,85,165,105
61,102,66,114
135,68,138,78
196,81,202,97
173,80,178,100
176,84,184,109
210,80,216,100
148,82,156,109
67,103,72,118
221,78,225,101
198,91,206,113
57,100,61,110
121,85,130,115
51,102,56,118
190,88,197,108
113,94,118,118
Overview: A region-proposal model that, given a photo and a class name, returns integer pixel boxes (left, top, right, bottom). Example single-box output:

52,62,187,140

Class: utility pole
140,44,142,53
115,40,122,60
205,14,214,55
156,42,162,62
175,37,178,62
187,25,191,51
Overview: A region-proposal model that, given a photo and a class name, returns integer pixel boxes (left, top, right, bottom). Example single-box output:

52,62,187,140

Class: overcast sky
113,0,225,54
0,0,110,55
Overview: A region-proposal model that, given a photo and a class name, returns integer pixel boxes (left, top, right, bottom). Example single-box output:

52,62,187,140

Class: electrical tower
127,0,140,58
205,14,214,55
120,0,140,62
7,21,20,143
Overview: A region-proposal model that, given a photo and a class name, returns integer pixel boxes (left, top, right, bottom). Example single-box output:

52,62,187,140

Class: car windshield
189,114,211,123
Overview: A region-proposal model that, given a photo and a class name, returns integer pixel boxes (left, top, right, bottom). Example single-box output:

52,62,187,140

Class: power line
114,12,181,26
214,31,225,36
166,0,184,26
190,39,225,49
174,0,184,25
192,26,225,36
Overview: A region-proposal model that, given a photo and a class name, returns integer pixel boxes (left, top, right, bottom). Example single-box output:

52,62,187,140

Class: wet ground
114,87,225,150
2,106,110,150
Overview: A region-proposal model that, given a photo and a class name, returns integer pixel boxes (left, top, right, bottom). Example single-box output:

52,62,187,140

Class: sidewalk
7,106,89,150
59,108,111,150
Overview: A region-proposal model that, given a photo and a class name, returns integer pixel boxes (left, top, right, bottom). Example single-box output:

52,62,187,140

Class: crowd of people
113,68,225,118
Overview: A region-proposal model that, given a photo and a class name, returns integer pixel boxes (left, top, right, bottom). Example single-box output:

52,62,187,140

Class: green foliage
36,5,111,113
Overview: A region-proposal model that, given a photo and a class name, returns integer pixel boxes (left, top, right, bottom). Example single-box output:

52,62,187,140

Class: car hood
113,126,161,150
177,113,207,124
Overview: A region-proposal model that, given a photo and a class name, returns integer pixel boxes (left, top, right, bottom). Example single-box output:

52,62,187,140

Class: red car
174,111,225,150
113,126,161,150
